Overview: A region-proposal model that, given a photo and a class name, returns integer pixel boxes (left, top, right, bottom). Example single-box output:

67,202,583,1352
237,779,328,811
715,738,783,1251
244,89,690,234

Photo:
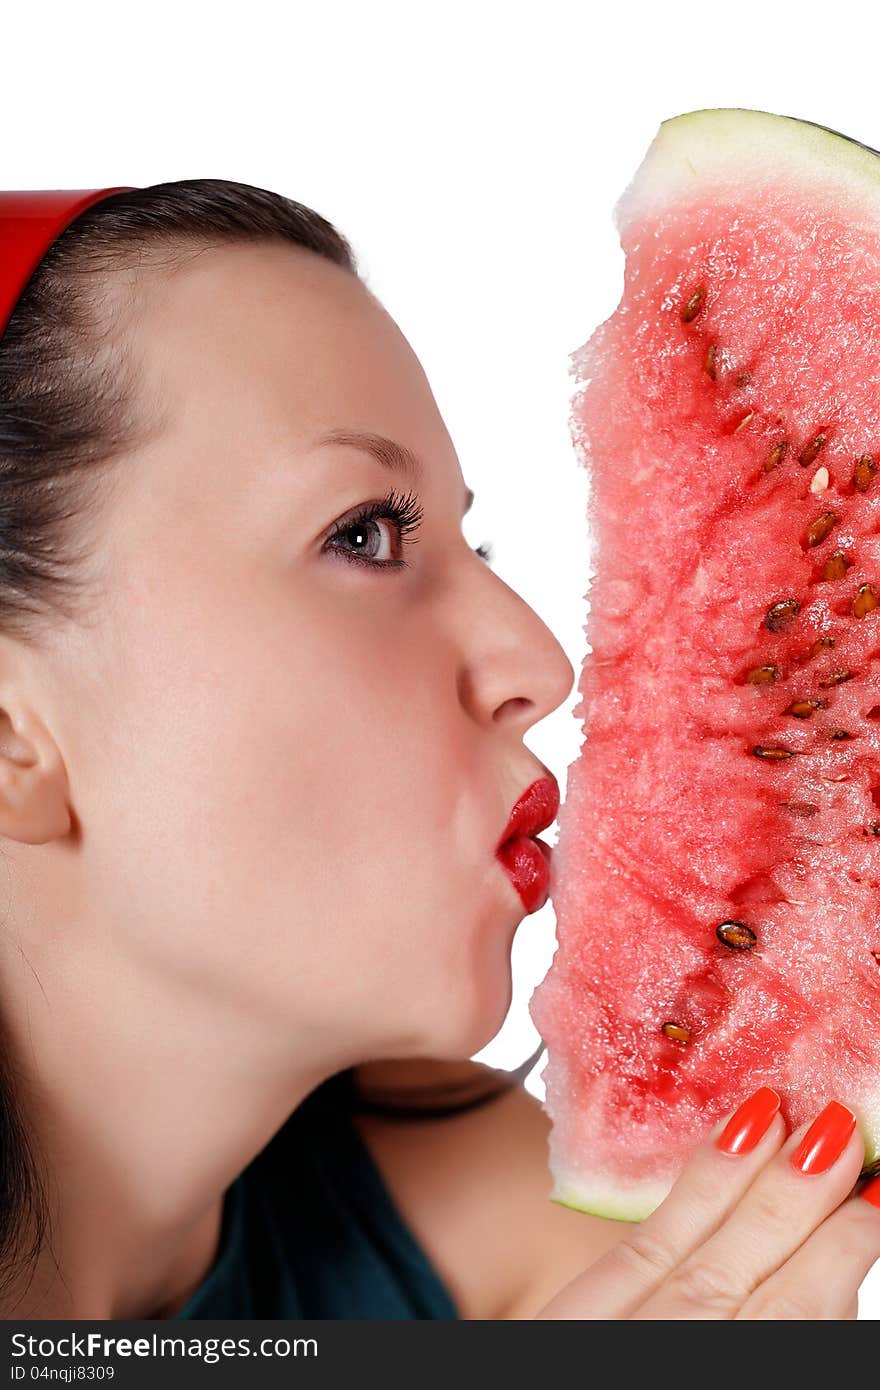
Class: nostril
492,697,533,723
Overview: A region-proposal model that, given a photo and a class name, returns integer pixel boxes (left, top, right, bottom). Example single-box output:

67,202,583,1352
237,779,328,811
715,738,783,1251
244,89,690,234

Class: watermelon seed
810,466,830,494
822,551,852,582
715,920,757,950
867,824,880,836
734,412,755,434
752,744,798,760
680,287,705,323
704,344,717,379
794,635,836,665
746,664,781,685
661,1022,691,1043
805,511,839,547
736,370,752,388
853,583,880,618
786,698,827,718
818,668,854,687
829,729,853,740
853,454,877,492
764,599,800,632
763,440,789,473
798,433,827,467
781,801,819,817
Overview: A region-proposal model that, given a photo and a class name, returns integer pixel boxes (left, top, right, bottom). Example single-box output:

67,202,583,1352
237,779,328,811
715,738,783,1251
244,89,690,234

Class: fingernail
715,1087,782,1156
860,1175,880,1210
790,1100,856,1176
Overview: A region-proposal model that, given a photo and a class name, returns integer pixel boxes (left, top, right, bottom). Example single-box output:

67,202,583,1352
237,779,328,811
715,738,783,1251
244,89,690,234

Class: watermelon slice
529,108,880,1222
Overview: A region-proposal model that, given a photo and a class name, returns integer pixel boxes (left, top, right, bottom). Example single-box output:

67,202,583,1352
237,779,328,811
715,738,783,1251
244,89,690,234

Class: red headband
0,187,139,340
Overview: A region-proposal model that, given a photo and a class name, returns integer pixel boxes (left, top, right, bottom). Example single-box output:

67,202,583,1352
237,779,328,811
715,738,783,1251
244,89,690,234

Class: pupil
348,522,374,554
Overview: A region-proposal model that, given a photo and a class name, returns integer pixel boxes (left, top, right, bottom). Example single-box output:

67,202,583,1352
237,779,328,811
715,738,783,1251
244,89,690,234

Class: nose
454,562,576,732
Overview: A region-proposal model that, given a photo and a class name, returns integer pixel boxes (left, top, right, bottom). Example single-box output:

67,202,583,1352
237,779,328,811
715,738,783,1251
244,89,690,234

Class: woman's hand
535,1089,880,1319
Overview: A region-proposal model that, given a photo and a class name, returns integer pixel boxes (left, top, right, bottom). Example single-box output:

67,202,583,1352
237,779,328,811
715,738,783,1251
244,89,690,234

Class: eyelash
323,487,494,571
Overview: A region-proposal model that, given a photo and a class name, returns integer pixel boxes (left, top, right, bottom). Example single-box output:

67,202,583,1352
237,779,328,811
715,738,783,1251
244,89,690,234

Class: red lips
496,775,561,851
495,775,560,915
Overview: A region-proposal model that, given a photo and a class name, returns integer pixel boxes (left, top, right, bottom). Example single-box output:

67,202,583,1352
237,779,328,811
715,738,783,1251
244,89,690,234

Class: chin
431,954,515,1061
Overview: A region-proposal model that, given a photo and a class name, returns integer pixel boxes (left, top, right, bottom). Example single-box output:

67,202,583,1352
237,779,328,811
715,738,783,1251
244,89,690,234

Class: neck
0,932,349,1320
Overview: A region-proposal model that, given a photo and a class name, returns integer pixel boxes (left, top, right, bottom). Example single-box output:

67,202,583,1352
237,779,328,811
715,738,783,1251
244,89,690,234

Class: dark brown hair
0,178,543,1310
343,1039,546,1118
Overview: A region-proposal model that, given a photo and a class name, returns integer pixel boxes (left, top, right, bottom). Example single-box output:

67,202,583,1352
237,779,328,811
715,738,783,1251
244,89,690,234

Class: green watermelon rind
617,107,880,234
548,1136,880,1225
545,1106,880,1221
549,1181,670,1224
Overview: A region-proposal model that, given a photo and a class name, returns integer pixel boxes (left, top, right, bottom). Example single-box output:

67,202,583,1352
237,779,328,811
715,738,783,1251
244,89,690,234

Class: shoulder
349,1057,626,1319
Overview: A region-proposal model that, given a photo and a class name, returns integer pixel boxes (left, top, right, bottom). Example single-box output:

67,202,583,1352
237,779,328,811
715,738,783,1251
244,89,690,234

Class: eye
323,489,424,570
322,488,495,572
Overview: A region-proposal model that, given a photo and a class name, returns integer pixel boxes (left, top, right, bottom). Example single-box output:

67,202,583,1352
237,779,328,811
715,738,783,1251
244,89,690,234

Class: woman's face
29,241,575,1072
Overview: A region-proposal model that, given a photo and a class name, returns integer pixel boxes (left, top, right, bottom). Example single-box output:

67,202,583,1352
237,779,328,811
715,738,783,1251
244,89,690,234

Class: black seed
661,1021,691,1043
763,440,788,473
823,552,852,582
818,668,855,688
866,824,880,837
716,920,757,950
782,801,819,817
853,583,879,618
681,287,705,323
736,370,753,388
746,664,781,685
798,432,827,467
764,599,800,632
794,634,836,665
704,344,717,379
752,744,798,760
830,729,853,740
853,454,877,492
786,698,827,718
806,511,839,547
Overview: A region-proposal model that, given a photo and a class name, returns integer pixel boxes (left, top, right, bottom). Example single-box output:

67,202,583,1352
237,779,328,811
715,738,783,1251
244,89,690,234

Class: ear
0,701,72,844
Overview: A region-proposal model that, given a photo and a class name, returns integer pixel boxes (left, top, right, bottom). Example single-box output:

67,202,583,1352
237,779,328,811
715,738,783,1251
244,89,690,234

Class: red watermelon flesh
529,108,880,1221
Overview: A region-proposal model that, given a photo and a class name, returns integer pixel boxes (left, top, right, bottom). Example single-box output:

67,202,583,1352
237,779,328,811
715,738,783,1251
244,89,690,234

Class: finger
544,1087,788,1319
739,1180,880,1320
637,1100,864,1319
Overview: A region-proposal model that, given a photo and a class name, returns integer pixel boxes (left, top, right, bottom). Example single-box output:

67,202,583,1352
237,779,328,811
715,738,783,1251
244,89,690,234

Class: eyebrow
314,427,474,515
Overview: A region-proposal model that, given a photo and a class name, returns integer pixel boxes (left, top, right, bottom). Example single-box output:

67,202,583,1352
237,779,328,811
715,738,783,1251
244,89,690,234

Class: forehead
130,240,442,451
101,240,466,556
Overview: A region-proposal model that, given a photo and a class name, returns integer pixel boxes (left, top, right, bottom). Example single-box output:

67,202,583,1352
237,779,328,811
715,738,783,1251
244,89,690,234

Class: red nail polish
861,1175,880,1210
790,1101,856,1175
716,1087,782,1156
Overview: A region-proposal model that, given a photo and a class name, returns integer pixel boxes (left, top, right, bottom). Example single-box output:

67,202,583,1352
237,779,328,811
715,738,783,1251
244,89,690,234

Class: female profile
0,184,877,1320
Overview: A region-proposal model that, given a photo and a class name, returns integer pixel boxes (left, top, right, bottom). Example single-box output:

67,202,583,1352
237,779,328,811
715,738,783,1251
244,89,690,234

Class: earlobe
0,704,72,845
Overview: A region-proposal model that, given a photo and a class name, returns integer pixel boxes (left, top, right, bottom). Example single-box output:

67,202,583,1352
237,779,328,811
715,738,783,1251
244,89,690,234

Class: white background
6,0,879,1319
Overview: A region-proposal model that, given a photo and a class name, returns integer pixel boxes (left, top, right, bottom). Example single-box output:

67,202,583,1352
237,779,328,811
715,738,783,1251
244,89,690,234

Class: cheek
241,619,498,958
83,581,507,1039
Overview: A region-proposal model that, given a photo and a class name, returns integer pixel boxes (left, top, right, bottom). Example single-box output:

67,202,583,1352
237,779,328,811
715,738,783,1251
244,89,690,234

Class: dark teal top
173,1068,459,1320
